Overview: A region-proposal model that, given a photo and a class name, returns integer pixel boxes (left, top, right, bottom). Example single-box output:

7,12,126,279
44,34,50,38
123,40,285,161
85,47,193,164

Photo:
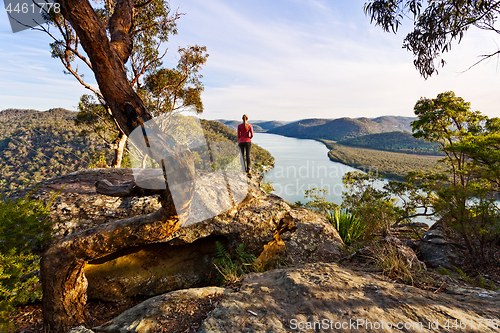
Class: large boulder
416,224,462,270
93,287,230,333
199,262,500,333
20,169,344,301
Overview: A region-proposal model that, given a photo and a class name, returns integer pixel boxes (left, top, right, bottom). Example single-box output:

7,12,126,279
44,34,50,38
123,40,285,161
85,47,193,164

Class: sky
0,0,499,121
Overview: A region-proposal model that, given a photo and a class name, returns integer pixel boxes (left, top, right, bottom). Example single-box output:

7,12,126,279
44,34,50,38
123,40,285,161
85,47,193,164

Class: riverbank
319,139,439,180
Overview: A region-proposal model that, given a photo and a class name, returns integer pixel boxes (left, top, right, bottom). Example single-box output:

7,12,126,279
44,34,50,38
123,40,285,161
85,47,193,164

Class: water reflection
252,133,358,205
252,133,434,226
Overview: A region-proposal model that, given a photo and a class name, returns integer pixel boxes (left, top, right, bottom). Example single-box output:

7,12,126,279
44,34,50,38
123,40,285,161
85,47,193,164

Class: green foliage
75,94,120,154
88,151,109,168
297,188,339,214
0,193,54,254
141,46,209,117
0,250,40,321
410,92,500,263
326,209,365,246
341,171,436,236
453,117,500,189
213,242,257,286
364,0,500,78
295,188,366,245
0,192,56,321
0,109,112,194
342,172,402,236
438,266,497,290
260,180,275,194
338,131,443,156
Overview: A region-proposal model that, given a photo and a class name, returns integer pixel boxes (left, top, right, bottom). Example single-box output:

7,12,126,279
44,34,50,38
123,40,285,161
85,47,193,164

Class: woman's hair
242,114,249,128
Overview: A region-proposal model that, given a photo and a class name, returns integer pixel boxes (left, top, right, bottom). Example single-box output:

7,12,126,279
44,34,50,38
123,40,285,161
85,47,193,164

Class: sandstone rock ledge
21,169,500,332
19,168,344,301
199,262,500,333
71,262,500,333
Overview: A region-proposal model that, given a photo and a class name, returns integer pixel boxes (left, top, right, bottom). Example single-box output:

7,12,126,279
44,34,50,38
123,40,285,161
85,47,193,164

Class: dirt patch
8,293,223,333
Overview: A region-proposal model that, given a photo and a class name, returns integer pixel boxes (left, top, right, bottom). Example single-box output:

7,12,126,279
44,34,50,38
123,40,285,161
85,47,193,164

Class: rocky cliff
18,169,500,332
20,168,344,302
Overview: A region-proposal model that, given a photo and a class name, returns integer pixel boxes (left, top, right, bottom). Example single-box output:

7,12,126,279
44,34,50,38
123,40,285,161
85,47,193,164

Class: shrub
298,188,339,214
0,190,57,322
0,250,40,318
370,243,420,285
260,180,275,194
326,209,365,246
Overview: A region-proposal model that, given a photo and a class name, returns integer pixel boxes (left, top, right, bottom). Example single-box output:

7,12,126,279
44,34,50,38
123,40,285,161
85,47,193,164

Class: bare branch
460,49,500,73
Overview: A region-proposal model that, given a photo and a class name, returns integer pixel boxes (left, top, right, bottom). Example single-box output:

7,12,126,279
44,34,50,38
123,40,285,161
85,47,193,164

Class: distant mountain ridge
215,119,286,133
266,116,415,141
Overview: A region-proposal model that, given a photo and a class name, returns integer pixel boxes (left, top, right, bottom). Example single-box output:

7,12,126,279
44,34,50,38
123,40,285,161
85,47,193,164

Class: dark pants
238,142,251,172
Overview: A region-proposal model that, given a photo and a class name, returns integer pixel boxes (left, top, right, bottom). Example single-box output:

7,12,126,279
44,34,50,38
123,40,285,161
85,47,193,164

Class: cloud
1,0,499,119
166,0,500,121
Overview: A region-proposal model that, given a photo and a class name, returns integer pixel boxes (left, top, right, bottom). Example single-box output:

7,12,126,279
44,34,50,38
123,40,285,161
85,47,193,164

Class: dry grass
370,243,422,285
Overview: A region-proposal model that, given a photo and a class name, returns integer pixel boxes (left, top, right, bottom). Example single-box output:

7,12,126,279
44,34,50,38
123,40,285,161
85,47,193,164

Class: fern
215,241,229,260
213,242,257,286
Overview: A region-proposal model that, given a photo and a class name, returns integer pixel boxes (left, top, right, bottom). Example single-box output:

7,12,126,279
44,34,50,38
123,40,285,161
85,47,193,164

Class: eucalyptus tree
43,0,207,167
364,0,500,78
411,92,500,263
35,1,206,331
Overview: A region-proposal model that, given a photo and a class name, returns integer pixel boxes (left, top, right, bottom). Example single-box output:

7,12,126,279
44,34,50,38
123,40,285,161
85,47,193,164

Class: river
252,133,436,226
252,133,359,205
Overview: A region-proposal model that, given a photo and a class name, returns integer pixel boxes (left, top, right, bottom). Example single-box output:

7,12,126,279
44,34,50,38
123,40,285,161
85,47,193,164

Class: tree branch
131,46,168,87
109,0,134,64
134,0,153,8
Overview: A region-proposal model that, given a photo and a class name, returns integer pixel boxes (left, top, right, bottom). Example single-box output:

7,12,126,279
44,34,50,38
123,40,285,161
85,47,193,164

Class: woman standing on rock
237,114,254,174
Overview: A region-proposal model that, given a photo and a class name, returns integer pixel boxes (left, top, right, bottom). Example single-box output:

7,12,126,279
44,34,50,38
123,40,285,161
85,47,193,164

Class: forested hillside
338,131,443,155
0,110,274,195
0,108,107,194
199,119,274,168
267,116,414,141
322,140,439,180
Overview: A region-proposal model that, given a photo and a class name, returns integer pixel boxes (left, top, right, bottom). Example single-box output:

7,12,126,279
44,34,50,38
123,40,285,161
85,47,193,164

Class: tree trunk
43,2,196,331
57,0,149,137
111,132,127,168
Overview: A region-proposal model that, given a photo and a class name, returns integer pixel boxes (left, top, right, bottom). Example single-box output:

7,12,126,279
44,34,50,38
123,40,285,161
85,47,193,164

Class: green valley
0,109,273,195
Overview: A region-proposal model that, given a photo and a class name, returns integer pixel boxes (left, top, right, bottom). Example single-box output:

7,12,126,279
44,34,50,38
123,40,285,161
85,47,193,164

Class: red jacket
237,123,253,143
